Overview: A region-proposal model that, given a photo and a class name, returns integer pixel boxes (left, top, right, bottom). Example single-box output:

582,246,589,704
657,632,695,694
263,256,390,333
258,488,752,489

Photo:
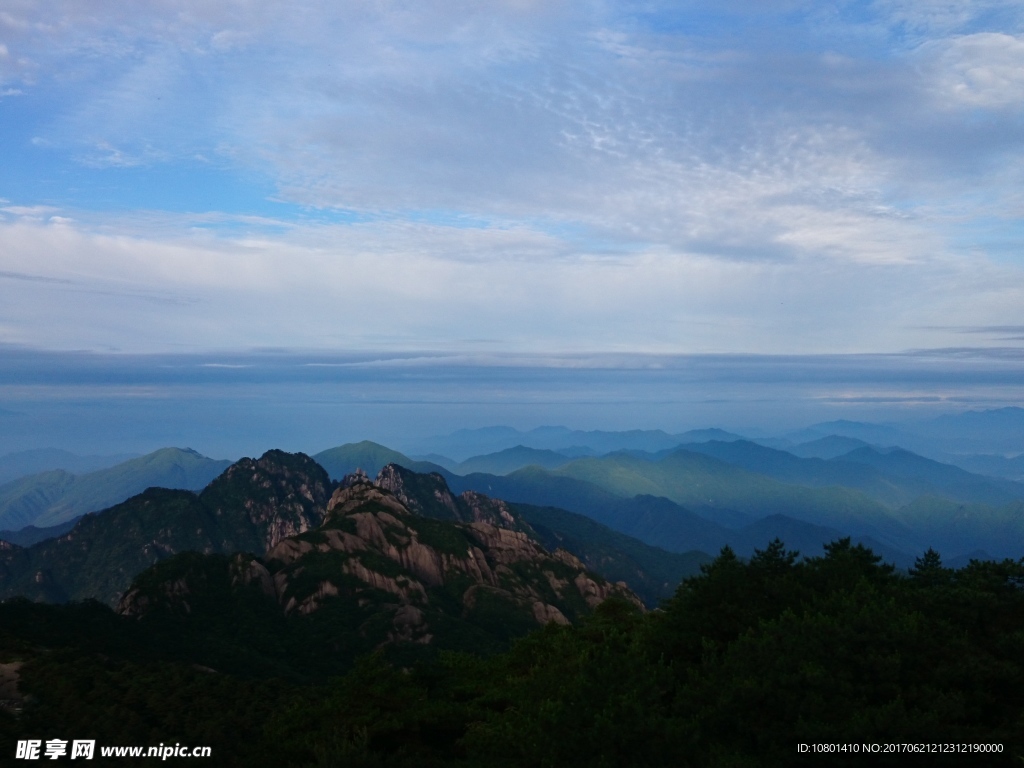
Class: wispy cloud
0,2,1022,357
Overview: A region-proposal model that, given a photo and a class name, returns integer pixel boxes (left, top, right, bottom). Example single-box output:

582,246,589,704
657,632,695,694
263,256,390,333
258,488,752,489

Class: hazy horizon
2,344,1023,459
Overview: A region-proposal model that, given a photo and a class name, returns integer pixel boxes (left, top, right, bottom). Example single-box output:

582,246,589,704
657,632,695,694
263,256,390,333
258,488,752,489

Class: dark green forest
3,540,1023,766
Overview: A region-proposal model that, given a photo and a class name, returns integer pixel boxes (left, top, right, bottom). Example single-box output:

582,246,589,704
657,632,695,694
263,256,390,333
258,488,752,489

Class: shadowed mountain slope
678,440,1024,509
677,440,925,508
0,519,79,548
836,446,1024,506
550,450,911,545
443,465,916,563
510,503,711,606
0,451,331,606
891,497,1024,560
374,463,707,606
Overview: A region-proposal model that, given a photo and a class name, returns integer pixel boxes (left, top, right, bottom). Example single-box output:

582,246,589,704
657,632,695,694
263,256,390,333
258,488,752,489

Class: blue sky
2,2,1024,449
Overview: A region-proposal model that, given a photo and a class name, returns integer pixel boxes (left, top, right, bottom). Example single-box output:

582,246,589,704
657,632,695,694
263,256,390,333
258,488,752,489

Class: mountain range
3,416,1024,766
0,453,706,609
403,425,746,462
0,448,231,531
409,410,1024,464
260,437,1024,562
4,415,1024,596
0,448,139,485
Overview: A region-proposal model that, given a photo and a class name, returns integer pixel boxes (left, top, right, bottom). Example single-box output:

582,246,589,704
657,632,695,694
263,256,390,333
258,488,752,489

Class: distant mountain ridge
943,452,1024,482
549,450,907,544
0,448,231,531
451,445,573,475
313,441,445,481
0,452,710,609
440,446,1024,561
7,412,1024,608
411,411,1024,466
788,435,871,459
0,448,139,485
406,426,746,461
678,440,1024,509
785,408,1024,457
445,467,916,566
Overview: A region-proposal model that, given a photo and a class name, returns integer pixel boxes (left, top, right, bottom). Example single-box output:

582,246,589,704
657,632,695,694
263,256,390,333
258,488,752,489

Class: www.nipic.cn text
16,740,212,760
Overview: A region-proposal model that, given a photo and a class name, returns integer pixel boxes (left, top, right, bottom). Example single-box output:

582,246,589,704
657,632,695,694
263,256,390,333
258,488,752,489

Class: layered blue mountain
783,420,907,447
451,446,574,475
431,443,1024,562
919,407,1024,454
0,448,139,485
7,424,1024,612
679,440,1024,509
783,408,1024,458
788,435,871,459
407,425,746,461
837,446,1024,505
0,448,232,531
943,452,1024,482
312,441,444,481
0,452,708,609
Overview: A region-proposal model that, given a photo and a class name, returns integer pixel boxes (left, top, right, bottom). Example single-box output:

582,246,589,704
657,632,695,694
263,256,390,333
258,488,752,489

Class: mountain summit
118,464,640,650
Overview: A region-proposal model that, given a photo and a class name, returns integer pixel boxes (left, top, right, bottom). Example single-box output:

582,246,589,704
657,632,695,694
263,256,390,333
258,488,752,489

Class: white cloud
874,0,1024,36
924,32,1024,108
2,2,1024,356
0,212,1022,355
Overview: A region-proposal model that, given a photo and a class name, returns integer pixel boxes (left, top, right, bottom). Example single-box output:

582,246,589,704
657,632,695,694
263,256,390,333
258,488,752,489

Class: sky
2,1,1024,452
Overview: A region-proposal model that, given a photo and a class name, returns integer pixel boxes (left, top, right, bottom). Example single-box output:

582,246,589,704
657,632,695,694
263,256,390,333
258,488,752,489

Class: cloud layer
1,1,1023,355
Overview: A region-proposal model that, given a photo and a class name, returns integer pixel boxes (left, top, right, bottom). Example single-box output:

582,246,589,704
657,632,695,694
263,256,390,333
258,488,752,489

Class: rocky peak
199,449,332,550
371,463,532,534
456,490,530,532
374,464,460,519
339,468,371,488
325,476,412,521
121,471,642,647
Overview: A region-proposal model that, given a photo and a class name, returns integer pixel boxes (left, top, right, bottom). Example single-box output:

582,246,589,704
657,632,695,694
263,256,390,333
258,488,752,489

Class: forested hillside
2,541,1021,766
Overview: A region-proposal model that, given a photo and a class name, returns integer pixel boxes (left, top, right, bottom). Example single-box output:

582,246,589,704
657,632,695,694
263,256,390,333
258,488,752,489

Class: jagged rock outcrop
118,468,642,649
374,463,531,532
201,449,331,550
373,464,462,518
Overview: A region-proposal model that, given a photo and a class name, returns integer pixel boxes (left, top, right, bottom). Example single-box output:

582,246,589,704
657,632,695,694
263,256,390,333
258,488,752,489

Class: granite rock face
118,467,642,647
200,449,332,550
